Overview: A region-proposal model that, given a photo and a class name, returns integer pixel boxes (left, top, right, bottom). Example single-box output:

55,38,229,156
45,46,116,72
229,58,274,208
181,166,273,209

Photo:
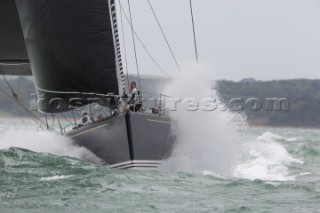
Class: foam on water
257,132,285,141
257,131,302,142
233,132,303,181
0,127,102,164
40,175,73,181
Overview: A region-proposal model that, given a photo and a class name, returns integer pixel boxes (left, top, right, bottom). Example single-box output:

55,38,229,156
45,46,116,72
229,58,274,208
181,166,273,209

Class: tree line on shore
216,79,320,127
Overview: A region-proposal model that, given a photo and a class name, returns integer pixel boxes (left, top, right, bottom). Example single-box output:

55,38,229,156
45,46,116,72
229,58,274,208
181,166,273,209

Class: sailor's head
129,81,136,90
82,110,88,115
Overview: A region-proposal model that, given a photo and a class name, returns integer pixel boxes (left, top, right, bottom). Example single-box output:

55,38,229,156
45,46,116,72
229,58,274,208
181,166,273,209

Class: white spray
0,127,101,163
159,64,301,181
159,64,245,175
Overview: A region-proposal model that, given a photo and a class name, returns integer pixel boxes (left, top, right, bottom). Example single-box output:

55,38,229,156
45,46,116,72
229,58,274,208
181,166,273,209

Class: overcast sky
116,0,320,81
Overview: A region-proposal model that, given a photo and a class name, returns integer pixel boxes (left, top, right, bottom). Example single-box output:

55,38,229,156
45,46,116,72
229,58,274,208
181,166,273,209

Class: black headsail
13,0,124,113
0,0,31,75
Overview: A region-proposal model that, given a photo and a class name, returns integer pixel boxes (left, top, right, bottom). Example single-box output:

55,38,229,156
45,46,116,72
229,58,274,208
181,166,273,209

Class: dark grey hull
67,112,174,169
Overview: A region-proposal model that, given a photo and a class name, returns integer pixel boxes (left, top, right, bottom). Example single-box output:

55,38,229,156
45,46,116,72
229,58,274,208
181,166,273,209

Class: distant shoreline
249,124,320,130
2,77,320,129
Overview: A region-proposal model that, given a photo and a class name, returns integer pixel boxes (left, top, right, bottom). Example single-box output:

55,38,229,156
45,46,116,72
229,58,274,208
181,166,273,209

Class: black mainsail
12,0,123,113
0,0,30,76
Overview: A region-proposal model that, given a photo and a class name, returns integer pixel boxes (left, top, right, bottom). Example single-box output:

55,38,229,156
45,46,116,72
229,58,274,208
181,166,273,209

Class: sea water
1,122,319,212
1,68,320,212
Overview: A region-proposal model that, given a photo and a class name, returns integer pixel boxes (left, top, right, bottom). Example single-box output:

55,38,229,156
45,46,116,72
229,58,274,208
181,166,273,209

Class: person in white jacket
128,81,142,112
78,110,93,127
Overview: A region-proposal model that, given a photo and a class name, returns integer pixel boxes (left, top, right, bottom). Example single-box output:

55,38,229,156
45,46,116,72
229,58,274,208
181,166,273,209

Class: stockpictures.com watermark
159,97,290,112
30,96,290,112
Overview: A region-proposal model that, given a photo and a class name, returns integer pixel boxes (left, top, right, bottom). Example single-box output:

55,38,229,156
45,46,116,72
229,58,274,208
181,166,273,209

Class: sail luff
108,0,126,95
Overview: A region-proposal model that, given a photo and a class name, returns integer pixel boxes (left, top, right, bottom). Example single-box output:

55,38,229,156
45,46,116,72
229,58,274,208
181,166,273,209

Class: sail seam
35,86,115,97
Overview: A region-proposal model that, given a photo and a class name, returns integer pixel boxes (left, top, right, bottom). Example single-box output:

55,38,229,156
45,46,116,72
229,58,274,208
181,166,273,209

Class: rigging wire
140,91,173,98
117,0,171,78
127,0,142,92
119,3,130,89
51,115,56,131
71,110,77,127
60,112,74,126
146,0,181,72
2,75,18,99
0,75,46,129
189,0,199,64
57,115,63,134
45,114,49,130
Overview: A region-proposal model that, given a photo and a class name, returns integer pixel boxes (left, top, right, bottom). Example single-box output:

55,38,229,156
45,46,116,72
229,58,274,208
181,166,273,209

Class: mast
108,0,126,96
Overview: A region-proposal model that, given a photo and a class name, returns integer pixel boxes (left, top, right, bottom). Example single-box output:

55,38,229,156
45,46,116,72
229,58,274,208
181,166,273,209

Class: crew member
78,110,93,127
128,81,142,112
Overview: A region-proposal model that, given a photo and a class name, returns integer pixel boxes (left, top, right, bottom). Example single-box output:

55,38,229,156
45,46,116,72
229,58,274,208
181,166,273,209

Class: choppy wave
257,131,303,143
233,131,303,181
